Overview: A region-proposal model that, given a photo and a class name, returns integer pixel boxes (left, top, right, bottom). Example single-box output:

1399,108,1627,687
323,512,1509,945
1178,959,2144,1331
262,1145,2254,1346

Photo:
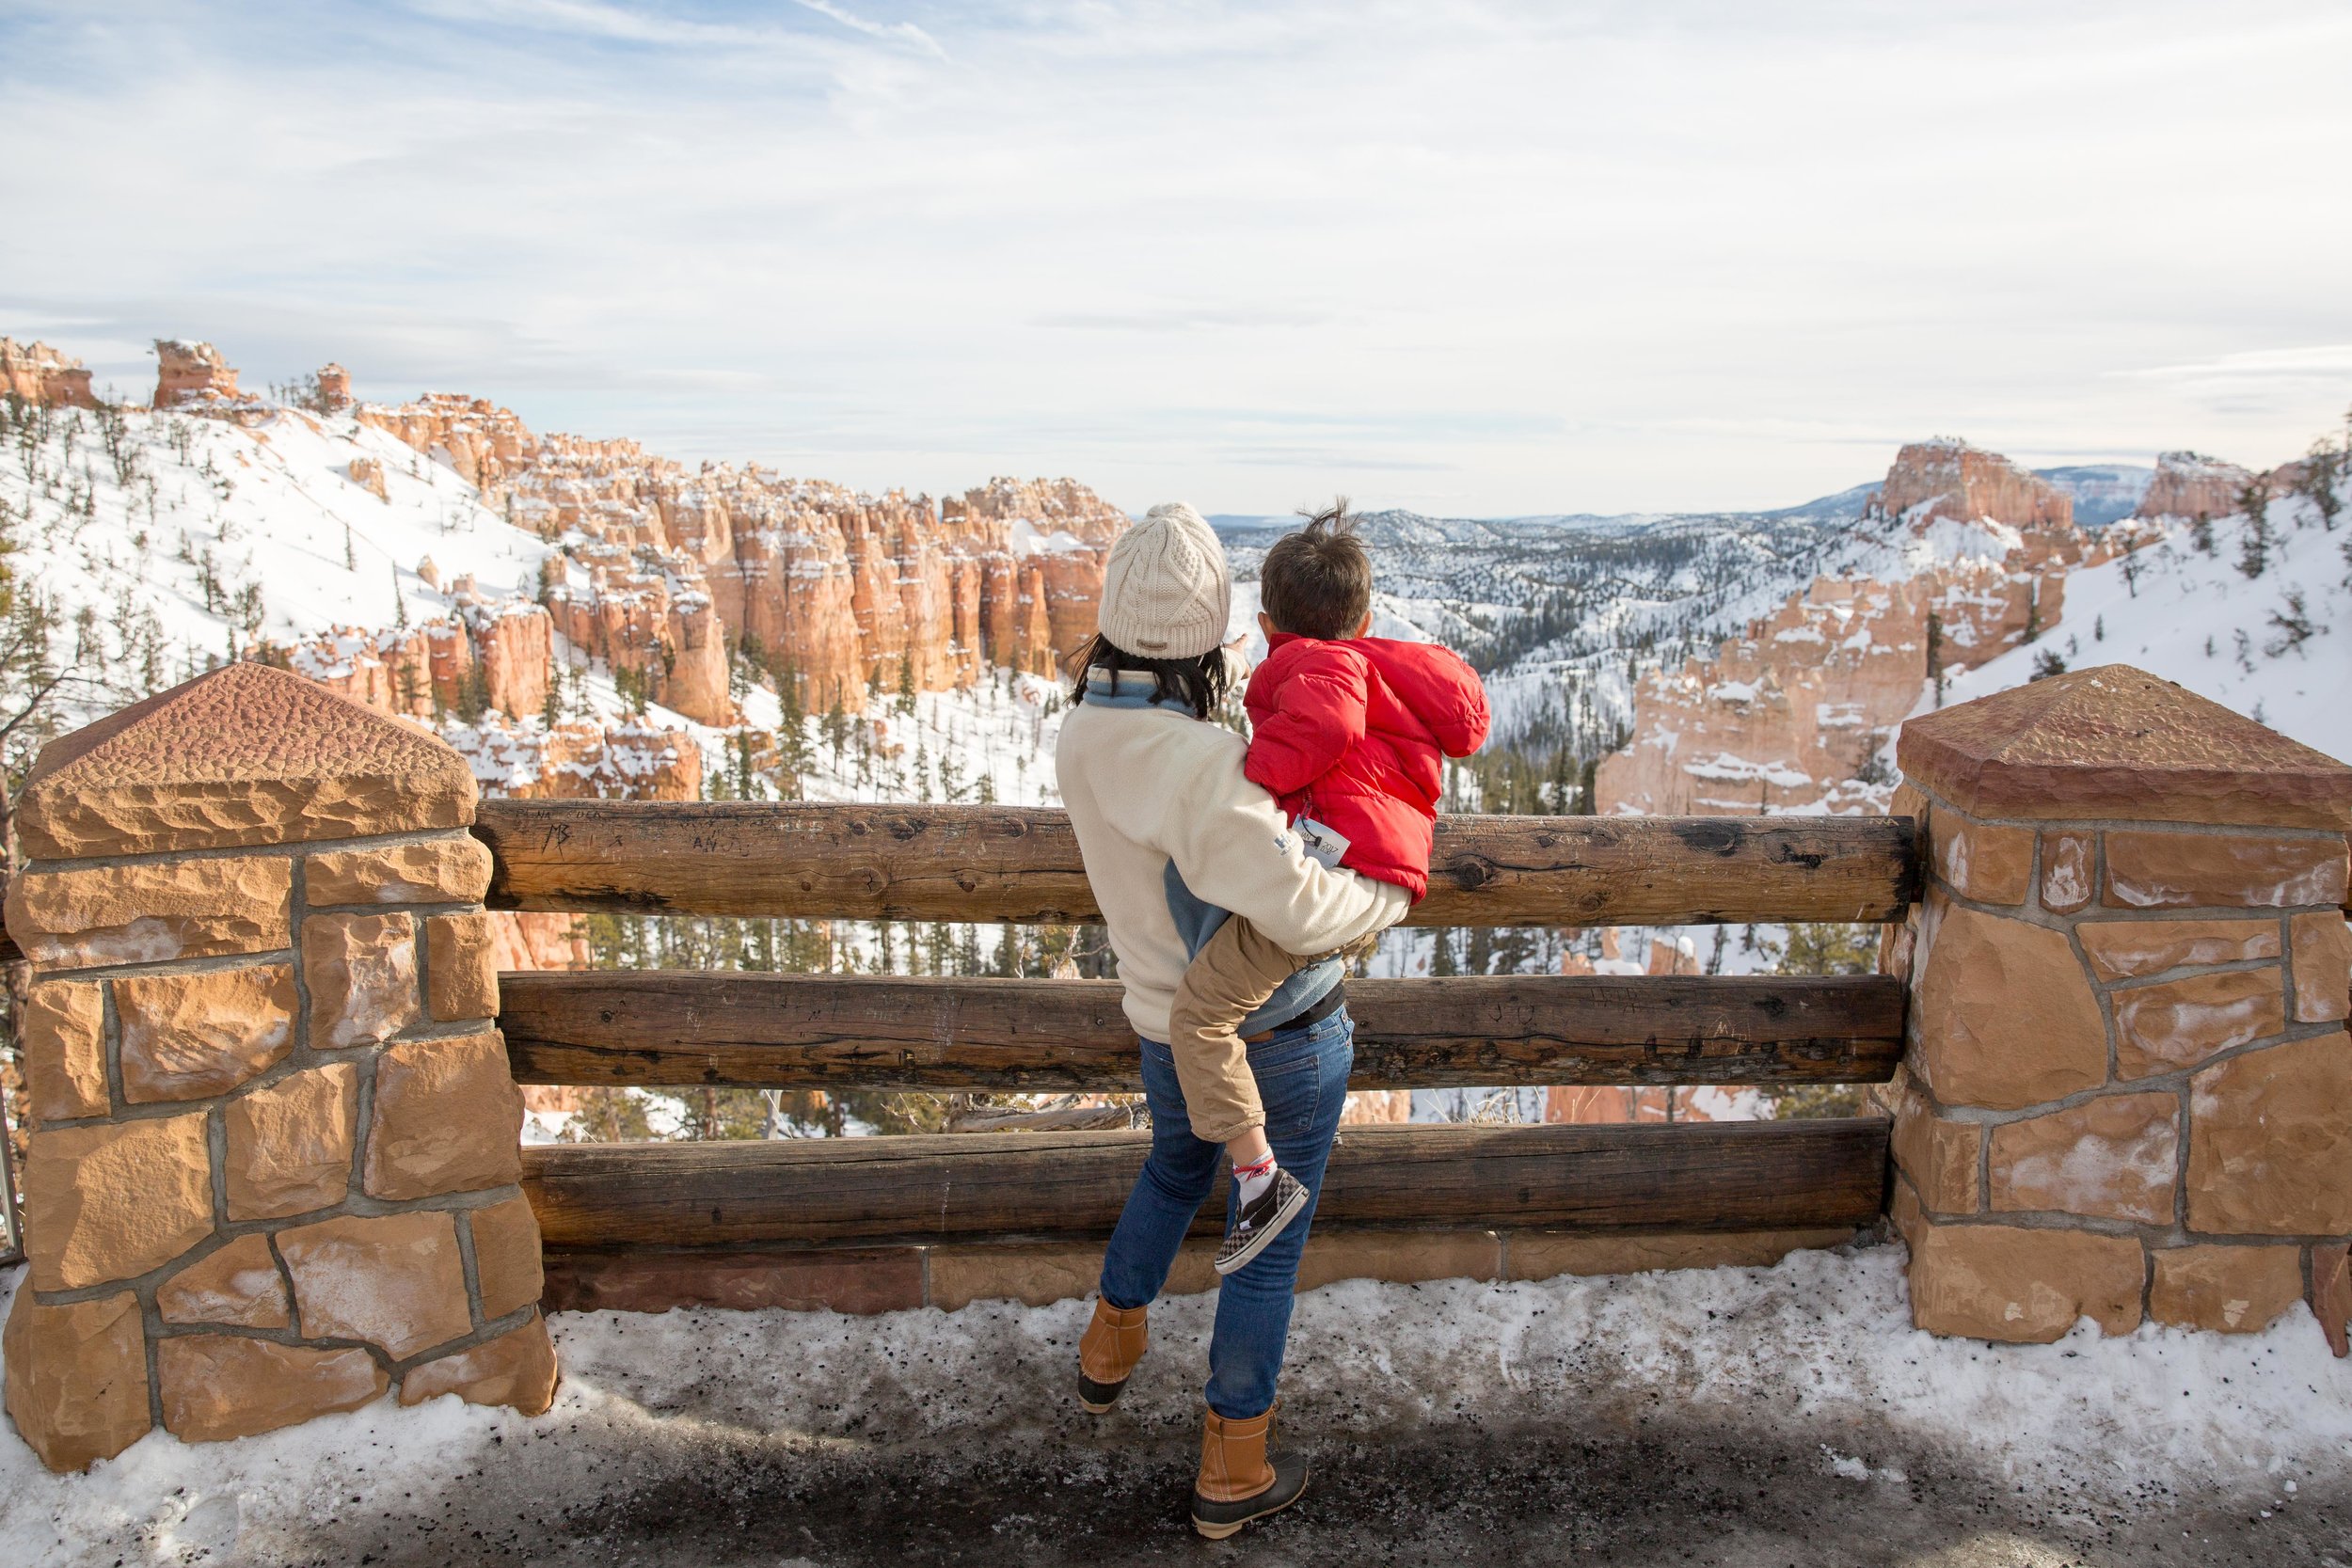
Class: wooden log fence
522,1120,1889,1250
500,971,1904,1091
475,800,1918,928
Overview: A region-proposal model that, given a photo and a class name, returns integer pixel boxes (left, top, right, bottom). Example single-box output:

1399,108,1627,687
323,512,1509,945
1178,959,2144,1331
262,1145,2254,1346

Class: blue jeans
1098,1004,1355,1419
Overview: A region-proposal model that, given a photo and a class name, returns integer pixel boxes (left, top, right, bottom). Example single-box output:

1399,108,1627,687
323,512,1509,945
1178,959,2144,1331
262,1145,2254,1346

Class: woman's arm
1162,757,1407,955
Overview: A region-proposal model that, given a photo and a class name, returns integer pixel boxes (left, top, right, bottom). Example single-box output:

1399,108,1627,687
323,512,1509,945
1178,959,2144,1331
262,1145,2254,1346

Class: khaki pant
1168,916,1370,1145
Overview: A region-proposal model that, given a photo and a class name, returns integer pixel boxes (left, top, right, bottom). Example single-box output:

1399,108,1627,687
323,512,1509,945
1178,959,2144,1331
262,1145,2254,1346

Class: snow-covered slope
1937,499,2345,762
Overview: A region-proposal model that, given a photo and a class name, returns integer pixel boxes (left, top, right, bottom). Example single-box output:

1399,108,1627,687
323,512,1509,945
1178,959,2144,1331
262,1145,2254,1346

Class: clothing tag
1295,816,1350,870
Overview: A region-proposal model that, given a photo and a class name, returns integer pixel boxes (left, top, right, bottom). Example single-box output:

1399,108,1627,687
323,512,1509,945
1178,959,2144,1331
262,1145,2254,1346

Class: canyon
1594,440,2108,817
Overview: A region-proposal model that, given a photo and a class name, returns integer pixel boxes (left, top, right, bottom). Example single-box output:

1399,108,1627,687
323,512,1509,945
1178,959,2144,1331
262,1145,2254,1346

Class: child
1171,503,1489,1274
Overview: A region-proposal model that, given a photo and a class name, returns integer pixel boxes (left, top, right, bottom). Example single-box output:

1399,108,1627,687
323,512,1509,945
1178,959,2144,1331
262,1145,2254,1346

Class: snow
7,1243,2349,1562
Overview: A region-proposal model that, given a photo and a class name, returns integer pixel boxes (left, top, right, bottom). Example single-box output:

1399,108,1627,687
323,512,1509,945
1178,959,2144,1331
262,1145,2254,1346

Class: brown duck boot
1190,1406,1309,1539
1076,1297,1149,1413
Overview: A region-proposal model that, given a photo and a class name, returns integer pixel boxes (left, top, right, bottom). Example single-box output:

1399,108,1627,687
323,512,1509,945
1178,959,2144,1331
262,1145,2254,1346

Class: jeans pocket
1253,1052,1322,1140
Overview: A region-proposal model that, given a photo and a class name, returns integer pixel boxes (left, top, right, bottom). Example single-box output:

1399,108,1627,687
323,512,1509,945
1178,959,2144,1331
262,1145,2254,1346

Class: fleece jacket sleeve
1161,766,1406,958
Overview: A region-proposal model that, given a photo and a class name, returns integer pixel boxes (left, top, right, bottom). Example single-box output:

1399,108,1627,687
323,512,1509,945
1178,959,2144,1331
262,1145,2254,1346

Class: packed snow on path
5,1244,2350,1564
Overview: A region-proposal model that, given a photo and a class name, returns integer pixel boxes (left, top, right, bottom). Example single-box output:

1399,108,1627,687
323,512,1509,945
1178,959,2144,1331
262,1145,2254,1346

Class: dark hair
1067,632,1232,720
1260,499,1373,640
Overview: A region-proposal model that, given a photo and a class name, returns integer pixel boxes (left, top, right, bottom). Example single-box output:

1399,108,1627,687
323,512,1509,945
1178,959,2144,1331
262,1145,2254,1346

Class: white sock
1234,1154,1278,1206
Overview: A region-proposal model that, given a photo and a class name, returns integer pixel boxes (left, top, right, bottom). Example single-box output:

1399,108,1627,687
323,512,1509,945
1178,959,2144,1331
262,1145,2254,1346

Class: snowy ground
8,1245,2351,1566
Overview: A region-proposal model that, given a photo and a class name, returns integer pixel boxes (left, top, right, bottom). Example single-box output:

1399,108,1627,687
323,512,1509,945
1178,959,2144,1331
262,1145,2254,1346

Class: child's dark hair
1260,499,1373,640
1067,633,1232,720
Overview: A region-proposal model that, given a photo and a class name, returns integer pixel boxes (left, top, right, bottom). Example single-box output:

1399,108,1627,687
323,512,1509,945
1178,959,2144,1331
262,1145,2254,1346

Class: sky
3,0,2350,517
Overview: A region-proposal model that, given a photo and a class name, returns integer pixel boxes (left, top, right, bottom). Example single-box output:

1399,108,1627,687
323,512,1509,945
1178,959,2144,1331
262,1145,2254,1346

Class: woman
1054,501,1407,1539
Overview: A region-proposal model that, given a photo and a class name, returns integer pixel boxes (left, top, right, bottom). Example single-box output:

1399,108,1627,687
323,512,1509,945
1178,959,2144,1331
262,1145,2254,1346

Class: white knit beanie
1096,501,1232,659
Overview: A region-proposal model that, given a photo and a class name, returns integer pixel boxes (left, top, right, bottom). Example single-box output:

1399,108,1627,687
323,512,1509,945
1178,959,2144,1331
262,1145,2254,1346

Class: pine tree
2236,482,2271,578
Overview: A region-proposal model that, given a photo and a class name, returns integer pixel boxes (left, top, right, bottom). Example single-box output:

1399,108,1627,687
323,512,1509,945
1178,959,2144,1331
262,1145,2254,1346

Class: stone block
1505,1227,1853,1280
1885,1071,1983,1214
2113,967,2284,1079
20,979,106,1122
2,1290,151,1472
1911,895,2106,1111
399,1315,558,1416
2312,1243,2352,1358
1888,1174,1928,1253
1907,1224,2144,1341
2105,831,2348,911
305,834,493,907
117,961,296,1102
1988,1092,2178,1224
427,912,499,1022
1296,1228,1501,1291
2078,917,2280,981
223,1062,358,1221
2291,911,2350,1022
278,1210,474,1359
1894,664,2352,832
2187,1032,2352,1236
468,1194,546,1319
23,1112,215,1291
542,1246,930,1315
1932,816,2034,905
13,660,478,860
2039,832,2095,914
302,911,419,1049
363,1032,524,1200
2148,1244,2302,1334
156,1335,387,1443
156,1233,293,1328
5,855,292,972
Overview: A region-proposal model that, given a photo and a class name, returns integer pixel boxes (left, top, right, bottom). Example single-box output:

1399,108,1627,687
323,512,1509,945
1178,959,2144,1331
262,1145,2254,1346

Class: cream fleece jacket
1056,685,1408,1042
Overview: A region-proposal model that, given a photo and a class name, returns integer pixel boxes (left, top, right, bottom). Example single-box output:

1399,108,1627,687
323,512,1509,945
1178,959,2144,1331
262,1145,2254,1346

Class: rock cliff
2136,451,2256,521
0,339,96,407
1598,441,2099,816
152,340,246,410
354,390,1123,718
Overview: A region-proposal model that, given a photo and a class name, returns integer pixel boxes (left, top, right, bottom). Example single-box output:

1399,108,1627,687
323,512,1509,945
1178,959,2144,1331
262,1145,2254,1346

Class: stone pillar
1882,665,2352,1344
2,663,553,1472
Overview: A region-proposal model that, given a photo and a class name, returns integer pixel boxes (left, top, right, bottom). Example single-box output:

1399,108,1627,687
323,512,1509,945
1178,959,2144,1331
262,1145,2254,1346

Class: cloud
1,0,2346,514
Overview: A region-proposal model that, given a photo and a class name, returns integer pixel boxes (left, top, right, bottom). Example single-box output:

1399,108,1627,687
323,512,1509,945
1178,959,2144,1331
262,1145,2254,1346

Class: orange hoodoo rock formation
2136,451,2255,521
0,338,96,407
353,391,1124,721
152,339,246,409
1866,438,2075,535
316,362,354,409
1597,440,2097,817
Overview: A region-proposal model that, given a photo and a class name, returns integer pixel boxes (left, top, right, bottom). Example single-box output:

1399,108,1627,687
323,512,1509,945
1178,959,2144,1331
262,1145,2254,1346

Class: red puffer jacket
1242,632,1490,900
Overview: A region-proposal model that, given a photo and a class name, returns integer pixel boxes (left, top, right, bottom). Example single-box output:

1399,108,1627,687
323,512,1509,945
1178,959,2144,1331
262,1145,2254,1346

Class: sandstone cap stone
2,1290,151,1472
399,1314,558,1416
23,1112,217,1291
15,661,479,861
278,1210,474,1360
156,1335,387,1443
1898,664,2352,831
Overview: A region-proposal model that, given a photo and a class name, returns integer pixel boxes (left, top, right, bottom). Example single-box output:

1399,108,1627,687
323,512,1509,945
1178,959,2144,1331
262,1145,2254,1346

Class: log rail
478,800,1919,1261
475,800,1918,928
